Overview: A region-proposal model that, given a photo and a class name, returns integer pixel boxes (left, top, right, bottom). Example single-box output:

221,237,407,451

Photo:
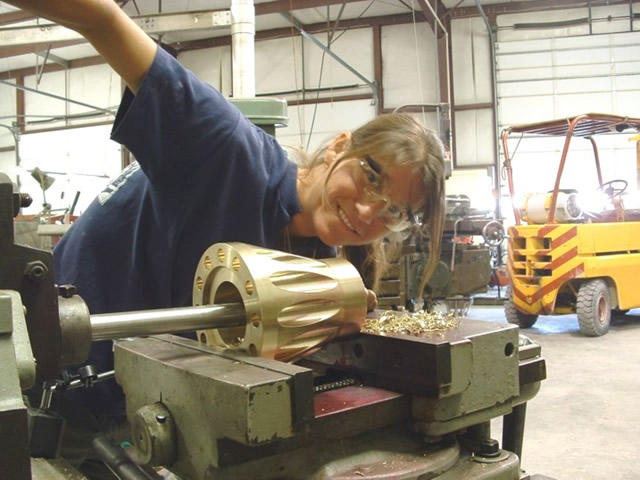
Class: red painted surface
314,386,403,418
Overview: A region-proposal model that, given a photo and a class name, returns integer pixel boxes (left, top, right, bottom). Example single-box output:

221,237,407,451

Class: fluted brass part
193,243,367,362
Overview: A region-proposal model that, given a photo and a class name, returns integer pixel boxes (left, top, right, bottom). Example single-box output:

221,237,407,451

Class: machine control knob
13,192,33,215
131,402,176,467
78,365,98,388
482,221,505,247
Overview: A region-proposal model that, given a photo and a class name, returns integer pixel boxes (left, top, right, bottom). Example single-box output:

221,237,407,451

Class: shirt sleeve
111,47,250,188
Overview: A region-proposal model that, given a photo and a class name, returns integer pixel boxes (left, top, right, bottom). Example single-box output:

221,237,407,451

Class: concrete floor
464,303,640,480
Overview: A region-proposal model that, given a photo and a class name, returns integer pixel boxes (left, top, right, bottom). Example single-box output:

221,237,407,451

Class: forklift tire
504,286,538,328
576,279,611,337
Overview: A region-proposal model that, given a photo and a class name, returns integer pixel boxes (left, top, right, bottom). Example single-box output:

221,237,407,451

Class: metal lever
39,367,116,410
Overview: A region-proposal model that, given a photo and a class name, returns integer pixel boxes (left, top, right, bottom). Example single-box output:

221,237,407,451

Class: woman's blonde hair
297,113,446,301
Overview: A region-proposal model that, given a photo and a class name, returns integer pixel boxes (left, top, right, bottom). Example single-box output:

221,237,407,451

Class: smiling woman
291,112,446,297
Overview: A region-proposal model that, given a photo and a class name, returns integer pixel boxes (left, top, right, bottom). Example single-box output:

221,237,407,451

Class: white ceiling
0,0,543,76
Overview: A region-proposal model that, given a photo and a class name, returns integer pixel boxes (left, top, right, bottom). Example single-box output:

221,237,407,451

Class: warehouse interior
1,1,639,479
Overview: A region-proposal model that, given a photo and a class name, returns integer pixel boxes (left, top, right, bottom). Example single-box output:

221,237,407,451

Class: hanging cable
330,0,375,44
327,2,347,44
306,0,375,149
286,0,375,149
305,2,343,151
288,0,305,148
305,52,326,152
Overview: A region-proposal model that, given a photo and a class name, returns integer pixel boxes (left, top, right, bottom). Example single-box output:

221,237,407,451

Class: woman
9,0,446,477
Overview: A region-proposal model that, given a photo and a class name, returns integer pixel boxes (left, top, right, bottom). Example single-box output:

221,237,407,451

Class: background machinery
377,194,505,315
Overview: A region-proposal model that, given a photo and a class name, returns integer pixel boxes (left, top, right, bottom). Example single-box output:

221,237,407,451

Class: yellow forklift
503,113,640,336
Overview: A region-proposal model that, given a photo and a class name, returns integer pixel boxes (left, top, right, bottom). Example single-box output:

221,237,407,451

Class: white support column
231,0,256,99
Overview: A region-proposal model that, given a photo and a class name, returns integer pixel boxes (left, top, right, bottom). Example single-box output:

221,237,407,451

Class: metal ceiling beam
0,22,82,47
0,10,38,26
0,0,362,28
281,11,377,101
0,55,104,81
173,12,425,52
3,0,635,73
448,0,640,19
0,39,86,59
0,78,113,115
416,0,449,33
256,0,366,16
372,24,383,115
3,0,636,54
35,49,69,69
0,10,428,78
257,0,639,20
0,10,232,48
0,0,398,59
0,9,35,26
288,93,373,106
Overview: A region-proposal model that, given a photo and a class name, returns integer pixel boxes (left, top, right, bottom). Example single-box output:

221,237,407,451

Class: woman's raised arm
6,0,156,93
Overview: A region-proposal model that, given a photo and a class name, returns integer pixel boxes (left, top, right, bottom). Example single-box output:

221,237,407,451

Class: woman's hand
4,0,156,93
366,289,378,312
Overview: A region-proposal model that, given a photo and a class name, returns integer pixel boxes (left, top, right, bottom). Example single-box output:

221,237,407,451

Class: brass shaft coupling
193,243,368,362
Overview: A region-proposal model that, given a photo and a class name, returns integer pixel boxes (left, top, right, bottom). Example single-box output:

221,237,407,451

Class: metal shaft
90,304,246,341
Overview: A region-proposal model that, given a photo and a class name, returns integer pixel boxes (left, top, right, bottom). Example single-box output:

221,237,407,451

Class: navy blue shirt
53,48,328,416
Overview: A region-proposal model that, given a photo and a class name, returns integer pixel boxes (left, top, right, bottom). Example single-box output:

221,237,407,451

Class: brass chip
362,310,460,336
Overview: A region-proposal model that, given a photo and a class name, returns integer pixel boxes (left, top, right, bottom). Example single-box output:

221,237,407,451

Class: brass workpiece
193,243,367,362
362,309,461,336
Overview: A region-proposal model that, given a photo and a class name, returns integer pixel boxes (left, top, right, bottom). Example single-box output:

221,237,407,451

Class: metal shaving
362,310,460,336
314,378,357,393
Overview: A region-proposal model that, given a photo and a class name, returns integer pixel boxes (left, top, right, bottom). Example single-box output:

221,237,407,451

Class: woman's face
301,133,425,246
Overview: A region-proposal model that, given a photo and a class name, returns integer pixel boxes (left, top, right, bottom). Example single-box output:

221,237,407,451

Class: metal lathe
0,173,546,480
